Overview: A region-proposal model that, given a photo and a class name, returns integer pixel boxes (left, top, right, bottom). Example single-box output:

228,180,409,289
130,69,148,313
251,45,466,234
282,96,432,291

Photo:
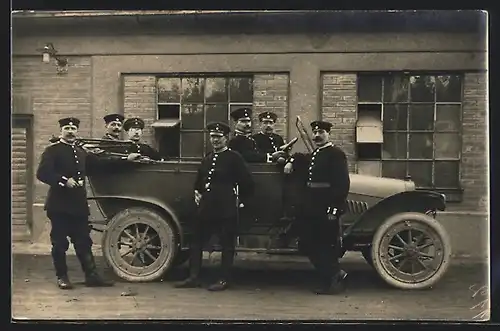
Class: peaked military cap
258,111,278,122
103,113,125,124
230,107,252,121
310,120,333,132
59,117,80,128
123,117,145,131
207,122,230,136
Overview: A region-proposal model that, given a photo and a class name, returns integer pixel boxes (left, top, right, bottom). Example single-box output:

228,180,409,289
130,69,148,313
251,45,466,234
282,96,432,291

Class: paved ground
11,245,490,321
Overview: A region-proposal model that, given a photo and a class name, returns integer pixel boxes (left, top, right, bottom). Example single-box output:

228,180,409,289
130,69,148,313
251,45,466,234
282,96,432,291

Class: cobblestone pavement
11,248,489,321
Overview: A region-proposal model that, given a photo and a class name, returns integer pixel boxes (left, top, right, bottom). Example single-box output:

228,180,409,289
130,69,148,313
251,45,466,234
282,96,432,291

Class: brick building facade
11,11,488,255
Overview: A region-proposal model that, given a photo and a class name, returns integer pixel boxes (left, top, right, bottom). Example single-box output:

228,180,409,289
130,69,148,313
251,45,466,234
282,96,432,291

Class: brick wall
12,56,92,204
320,74,357,172
460,72,488,212
253,74,289,138
122,75,157,145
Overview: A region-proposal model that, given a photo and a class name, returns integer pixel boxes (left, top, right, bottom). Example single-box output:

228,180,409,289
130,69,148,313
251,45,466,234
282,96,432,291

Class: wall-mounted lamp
37,43,68,74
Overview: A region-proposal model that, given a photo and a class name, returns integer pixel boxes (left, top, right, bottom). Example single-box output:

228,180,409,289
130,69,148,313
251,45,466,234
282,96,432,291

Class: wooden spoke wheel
102,207,177,282
371,212,452,290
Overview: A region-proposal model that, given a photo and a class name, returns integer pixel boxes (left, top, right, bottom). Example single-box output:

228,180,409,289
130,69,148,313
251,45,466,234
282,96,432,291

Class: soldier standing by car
283,120,350,295
36,117,138,290
175,122,254,291
122,117,163,161
228,107,285,163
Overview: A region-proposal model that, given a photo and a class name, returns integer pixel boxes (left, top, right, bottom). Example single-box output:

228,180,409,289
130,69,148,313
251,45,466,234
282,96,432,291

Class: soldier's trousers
296,209,341,284
188,217,237,281
47,211,94,278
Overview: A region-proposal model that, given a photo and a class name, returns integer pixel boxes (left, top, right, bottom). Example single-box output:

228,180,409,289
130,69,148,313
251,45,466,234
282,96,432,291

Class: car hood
349,174,416,199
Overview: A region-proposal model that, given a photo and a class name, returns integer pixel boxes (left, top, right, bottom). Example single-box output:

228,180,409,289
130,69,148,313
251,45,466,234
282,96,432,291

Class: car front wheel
371,212,452,290
102,207,177,282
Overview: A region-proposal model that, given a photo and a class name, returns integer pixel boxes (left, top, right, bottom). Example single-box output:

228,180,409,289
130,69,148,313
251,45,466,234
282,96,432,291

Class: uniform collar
59,138,75,146
214,147,228,154
105,133,119,140
235,129,251,137
260,131,273,136
315,142,333,151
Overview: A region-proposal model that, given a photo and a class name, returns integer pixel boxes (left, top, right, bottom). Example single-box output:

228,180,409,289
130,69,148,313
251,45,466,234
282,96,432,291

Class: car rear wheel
102,207,177,282
371,212,452,290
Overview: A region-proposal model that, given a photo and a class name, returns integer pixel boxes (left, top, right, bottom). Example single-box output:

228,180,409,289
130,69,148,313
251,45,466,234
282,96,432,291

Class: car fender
343,190,446,237
88,195,184,246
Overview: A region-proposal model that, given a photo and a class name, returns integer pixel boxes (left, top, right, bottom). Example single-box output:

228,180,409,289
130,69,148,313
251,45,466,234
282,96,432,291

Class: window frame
156,74,254,161
356,72,464,196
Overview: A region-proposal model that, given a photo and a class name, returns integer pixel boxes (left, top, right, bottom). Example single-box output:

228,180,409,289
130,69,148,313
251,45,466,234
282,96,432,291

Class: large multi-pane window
357,73,463,190
156,75,253,160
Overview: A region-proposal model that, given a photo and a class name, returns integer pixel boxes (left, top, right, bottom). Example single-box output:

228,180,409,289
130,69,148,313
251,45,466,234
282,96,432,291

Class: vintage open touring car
81,117,451,290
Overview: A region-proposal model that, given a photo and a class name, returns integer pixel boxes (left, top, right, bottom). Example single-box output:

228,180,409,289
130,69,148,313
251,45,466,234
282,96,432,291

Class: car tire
102,207,177,282
371,212,452,290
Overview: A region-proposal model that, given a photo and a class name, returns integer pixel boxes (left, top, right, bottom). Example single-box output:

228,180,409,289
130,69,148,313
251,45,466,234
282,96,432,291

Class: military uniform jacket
291,143,350,210
36,140,120,216
124,141,162,160
228,133,271,163
194,148,254,219
252,132,285,154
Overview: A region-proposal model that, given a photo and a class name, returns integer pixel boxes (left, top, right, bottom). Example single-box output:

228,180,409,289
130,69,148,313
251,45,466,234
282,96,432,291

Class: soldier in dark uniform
123,117,163,161
283,120,350,295
36,117,128,289
102,113,124,140
252,111,285,155
99,114,141,159
175,122,254,291
228,107,285,163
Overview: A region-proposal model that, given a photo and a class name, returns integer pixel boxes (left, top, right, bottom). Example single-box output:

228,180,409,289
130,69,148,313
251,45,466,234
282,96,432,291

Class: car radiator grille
346,200,369,214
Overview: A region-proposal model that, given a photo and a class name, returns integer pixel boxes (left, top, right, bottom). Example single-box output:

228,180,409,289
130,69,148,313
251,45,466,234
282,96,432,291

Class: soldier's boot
57,276,74,290
315,270,348,295
207,279,229,291
52,247,73,289
175,248,203,289
76,251,114,287
207,249,233,291
174,277,203,288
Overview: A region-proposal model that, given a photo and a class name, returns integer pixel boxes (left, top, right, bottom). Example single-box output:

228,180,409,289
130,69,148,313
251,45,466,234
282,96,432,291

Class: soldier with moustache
283,120,350,295
252,111,286,155
101,113,124,141
122,117,163,161
98,113,141,159
36,117,137,290
228,107,286,163
175,122,254,291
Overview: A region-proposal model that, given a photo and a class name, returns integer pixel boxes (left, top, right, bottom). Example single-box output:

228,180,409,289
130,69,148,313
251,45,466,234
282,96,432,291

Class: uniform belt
307,182,331,188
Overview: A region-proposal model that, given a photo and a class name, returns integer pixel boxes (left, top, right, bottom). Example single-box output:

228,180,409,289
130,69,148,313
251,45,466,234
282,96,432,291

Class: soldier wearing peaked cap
36,117,117,290
283,120,350,295
123,117,163,161
100,113,133,155
102,114,125,140
252,111,286,156
228,107,286,163
175,121,254,292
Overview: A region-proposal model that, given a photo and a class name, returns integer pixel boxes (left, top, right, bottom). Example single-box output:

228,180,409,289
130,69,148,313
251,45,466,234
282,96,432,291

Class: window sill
415,187,464,202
